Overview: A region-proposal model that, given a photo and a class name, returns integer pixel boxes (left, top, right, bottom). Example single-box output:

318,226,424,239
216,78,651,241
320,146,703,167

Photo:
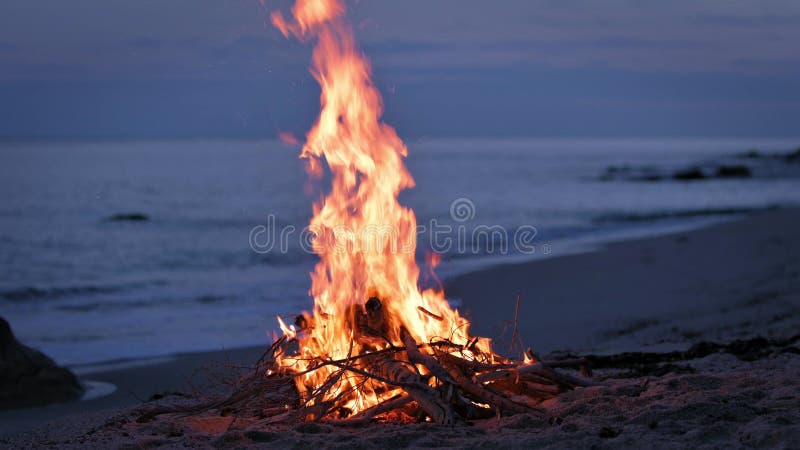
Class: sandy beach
3,0,799,447
449,208,800,355
2,209,798,447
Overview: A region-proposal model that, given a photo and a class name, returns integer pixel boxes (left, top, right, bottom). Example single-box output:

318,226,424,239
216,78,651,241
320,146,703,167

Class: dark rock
715,165,752,178
0,316,84,409
672,167,706,181
107,213,149,222
598,166,629,181
737,149,763,159
598,426,622,438
599,165,665,182
147,391,186,402
784,148,800,163
292,422,332,434
244,430,279,443
605,165,632,174
636,174,664,182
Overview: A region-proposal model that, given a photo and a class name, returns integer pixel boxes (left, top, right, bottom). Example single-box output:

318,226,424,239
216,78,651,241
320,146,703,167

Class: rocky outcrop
785,148,800,163
715,165,752,178
0,316,83,410
106,213,150,222
600,146,798,183
672,167,707,181
737,147,800,163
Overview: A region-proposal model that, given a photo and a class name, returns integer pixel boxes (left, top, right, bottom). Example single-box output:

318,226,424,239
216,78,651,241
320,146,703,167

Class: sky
1,0,799,138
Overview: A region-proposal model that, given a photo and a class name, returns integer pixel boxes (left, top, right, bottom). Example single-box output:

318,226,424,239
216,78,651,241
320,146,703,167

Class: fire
271,0,494,416
277,131,300,146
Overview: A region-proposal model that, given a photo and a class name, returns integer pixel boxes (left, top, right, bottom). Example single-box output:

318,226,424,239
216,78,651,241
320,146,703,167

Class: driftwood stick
325,359,417,389
374,359,456,425
327,394,412,426
451,391,495,420
475,363,596,389
518,363,598,388
289,340,467,378
417,306,443,321
475,368,521,384
476,367,558,386
299,400,338,422
404,385,454,425
401,328,456,384
488,379,561,398
443,362,544,416
459,373,543,415
256,335,288,367
438,352,515,373
508,292,524,355
521,381,561,395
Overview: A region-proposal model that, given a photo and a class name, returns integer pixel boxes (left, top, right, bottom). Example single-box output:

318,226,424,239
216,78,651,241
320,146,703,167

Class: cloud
1,0,800,80
1,0,799,138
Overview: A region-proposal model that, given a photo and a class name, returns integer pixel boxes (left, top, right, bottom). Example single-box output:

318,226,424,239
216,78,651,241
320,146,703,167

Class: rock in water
672,167,707,181
107,212,150,222
785,147,800,163
0,316,84,409
716,165,752,178
737,149,763,159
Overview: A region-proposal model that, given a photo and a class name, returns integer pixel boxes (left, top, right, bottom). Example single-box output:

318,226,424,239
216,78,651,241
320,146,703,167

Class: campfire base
135,324,596,427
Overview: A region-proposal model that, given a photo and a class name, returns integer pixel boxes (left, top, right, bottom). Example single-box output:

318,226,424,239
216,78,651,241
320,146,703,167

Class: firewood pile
137,298,595,427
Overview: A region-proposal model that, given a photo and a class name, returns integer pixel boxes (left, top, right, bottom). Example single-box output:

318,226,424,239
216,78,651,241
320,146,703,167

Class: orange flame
277,131,300,146
272,0,492,415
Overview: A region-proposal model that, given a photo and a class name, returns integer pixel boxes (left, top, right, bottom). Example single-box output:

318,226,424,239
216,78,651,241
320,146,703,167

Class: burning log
443,359,544,416
328,394,412,426
374,359,456,425
365,297,386,334
401,327,456,385
294,313,313,332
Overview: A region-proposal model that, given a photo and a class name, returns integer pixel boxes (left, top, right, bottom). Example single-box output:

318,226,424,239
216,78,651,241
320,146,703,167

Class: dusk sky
1,0,799,138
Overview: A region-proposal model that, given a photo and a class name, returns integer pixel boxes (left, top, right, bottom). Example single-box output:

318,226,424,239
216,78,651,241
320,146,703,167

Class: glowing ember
270,0,494,415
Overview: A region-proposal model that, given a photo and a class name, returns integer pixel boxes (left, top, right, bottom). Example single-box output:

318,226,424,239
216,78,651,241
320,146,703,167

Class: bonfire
142,0,592,426
266,0,594,424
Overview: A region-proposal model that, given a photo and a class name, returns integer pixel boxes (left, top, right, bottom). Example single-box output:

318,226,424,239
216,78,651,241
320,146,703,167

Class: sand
449,208,800,354
1,209,799,448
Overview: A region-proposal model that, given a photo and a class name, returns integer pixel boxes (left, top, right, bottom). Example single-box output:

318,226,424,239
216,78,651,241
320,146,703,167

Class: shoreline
59,208,761,371
447,208,800,355
437,211,743,281
2,208,799,436
59,208,752,375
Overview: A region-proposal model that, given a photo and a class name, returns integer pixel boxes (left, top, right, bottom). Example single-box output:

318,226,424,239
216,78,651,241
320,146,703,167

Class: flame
271,0,494,415
277,131,300,146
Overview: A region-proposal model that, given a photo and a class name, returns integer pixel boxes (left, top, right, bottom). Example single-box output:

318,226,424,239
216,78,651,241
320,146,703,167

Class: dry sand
1,209,799,448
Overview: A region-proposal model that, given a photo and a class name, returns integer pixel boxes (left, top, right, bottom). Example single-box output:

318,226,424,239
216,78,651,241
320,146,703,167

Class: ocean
1,137,798,369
